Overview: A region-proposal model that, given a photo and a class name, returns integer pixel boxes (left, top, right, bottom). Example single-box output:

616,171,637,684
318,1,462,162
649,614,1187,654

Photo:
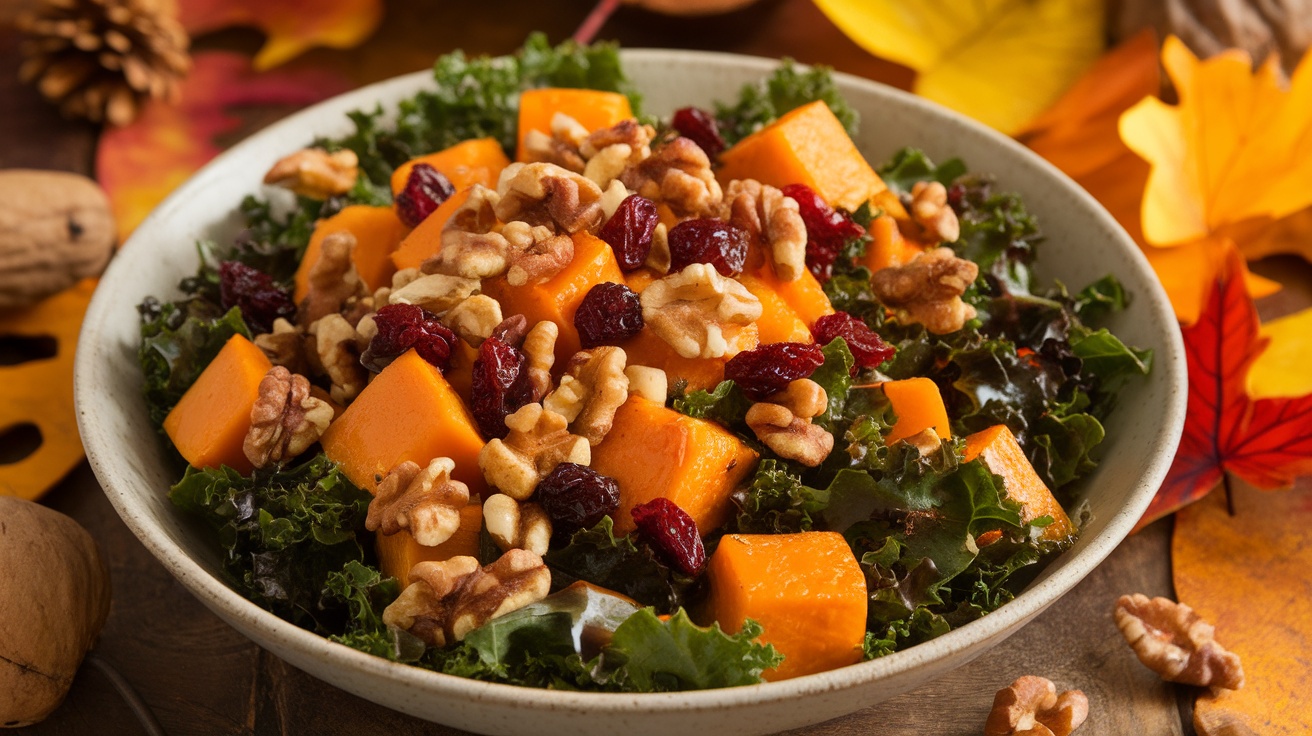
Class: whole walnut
0,496,111,727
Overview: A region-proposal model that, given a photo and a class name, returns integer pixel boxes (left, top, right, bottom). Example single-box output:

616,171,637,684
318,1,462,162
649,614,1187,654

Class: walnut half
543,346,630,446
263,147,358,199
870,246,978,334
477,403,590,500
1114,594,1244,691
640,263,762,359
746,378,833,467
366,458,471,547
984,675,1089,736
242,367,334,469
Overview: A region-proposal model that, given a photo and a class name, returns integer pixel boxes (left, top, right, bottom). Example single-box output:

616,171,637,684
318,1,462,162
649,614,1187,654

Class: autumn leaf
96,52,350,241
811,0,1105,135
1247,307,1312,399
1173,481,1312,736
1120,36,1312,247
177,0,383,70
1138,247,1312,528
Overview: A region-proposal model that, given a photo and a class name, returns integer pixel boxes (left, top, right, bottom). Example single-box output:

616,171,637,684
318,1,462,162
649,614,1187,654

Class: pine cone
16,0,190,126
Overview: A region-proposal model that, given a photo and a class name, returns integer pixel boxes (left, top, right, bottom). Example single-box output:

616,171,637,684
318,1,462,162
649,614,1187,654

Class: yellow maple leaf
1120,36,1312,247
178,0,384,70
1248,307,1312,399
811,0,1105,134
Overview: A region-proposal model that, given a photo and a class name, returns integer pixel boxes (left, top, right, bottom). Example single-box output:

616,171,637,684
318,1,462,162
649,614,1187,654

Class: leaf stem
86,653,168,736
1223,473,1235,516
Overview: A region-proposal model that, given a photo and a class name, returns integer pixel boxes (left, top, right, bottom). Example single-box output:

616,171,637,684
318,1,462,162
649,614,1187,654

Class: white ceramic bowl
76,49,1186,736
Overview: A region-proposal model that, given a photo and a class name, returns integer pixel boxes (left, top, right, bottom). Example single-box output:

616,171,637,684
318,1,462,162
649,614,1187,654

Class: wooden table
4,2,1306,733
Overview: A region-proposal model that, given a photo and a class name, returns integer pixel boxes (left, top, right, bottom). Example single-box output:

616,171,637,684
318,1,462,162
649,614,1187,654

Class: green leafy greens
715,59,858,146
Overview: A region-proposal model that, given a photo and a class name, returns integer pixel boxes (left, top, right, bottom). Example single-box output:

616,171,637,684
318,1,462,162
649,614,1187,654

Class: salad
138,34,1150,691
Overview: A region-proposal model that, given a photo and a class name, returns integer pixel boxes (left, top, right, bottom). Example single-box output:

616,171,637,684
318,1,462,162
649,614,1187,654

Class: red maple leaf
1139,247,1312,528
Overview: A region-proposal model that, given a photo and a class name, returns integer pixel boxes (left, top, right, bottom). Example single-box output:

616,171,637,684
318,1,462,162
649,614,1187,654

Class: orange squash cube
320,349,486,494
705,532,867,681
515,88,633,162
389,137,509,196
749,263,834,327
590,396,758,535
736,272,813,344
375,504,484,584
862,214,924,272
718,100,889,212
964,425,1075,541
390,187,471,271
163,334,271,474
882,377,951,445
294,205,409,302
618,327,755,393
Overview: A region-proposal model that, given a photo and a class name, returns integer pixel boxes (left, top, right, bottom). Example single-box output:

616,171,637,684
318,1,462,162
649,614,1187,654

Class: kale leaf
138,299,249,429
544,517,698,613
672,379,752,428
715,59,857,147
597,609,782,691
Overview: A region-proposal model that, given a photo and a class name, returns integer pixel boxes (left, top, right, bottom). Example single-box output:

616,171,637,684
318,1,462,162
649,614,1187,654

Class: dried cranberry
780,183,865,282
470,335,534,440
597,194,659,271
631,497,706,576
724,341,826,400
574,283,644,348
812,311,895,374
217,261,295,334
667,218,748,276
361,303,458,373
536,462,621,532
671,106,725,159
394,163,456,228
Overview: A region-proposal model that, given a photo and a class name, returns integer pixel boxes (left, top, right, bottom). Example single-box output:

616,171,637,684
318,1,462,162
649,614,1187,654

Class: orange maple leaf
177,0,383,70
96,52,350,242
1138,247,1312,529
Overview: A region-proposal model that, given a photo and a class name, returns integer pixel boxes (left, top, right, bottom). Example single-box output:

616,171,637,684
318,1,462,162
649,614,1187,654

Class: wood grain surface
4,2,1309,733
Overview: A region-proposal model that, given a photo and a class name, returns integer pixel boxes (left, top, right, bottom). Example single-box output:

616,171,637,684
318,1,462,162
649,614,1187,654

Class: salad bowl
75,49,1186,735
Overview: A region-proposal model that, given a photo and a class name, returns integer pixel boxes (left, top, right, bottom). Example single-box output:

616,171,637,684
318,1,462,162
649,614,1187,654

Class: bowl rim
76,46,1187,713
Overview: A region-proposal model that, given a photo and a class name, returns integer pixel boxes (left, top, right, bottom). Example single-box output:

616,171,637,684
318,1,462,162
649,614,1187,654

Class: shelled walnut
745,378,832,467
870,247,977,334
1114,594,1244,691
478,403,590,500
984,676,1088,736
242,367,333,469
366,458,471,546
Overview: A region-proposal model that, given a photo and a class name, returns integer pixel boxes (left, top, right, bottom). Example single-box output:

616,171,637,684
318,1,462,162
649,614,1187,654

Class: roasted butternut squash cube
590,396,758,535
375,504,483,584
749,263,834,327
163,334,271,474
320,349,486,494
618,328,753,393
964,425,1075,541
862,214,923,272
882,377,951,445
389,137,509,196
390,187,471,271
705,532,866,681
717,100,888,212
294,205,409,302
482,231,625,366
736,272,813,344
515,88,633,162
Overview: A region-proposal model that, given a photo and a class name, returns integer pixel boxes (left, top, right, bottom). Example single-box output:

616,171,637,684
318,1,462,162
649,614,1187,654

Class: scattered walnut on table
870,246,978,334
381,549,551,647
1114,593,1245,691
482,493,552,556
720,178,807,282
477,403,590,500
365,458,471,547
984,675,1089,736
909,180,960,244
298,230,368,326
745,378,833,467
620,136,722,217
640,263,762,359
262,147,358,199
543,346,630,446
309,313,367,404
242,366,334,469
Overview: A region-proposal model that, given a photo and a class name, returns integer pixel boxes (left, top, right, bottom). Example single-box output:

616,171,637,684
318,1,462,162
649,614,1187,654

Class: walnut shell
0,496,111,728
0,170,115,309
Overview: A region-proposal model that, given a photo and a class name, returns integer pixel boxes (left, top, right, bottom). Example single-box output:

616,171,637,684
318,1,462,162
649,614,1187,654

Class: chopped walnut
581,119,655,189
263,147,358,199
490,314,529,346
625,364,668,404
620,136,722,218
483,494,552,556
502,220,574,286
442,294,503,347
1114,594,1244,691
382,550,551,647
477,403,591,500
310,313,367,404
495,162,605,234
909,180,961,244
242,367,333,469
640,263,762,359
721,179,807,282
388,273,481,315
253,318,310,375
902,427,941,456
746,378,833,467
543,346,630,446
646,222,671,273
870,246,978,334
426,184,510,280
299,231,369,326
521,113,589,173
522,321,559,401
984,676,1089,736
366,458,471,546
599,179,631,221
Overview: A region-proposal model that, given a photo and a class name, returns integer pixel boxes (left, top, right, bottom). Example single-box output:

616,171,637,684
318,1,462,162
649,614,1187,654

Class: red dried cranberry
536,462,621,532
812,311,895,374
597,194,658,271
671,106,725,159
631,498,706,576
780,183,865,282
394,163,456,228
667,218,748,276
470,335,534,440
217,261,295,334
574,283,644,348
361,303,458,373
724,341,826,400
